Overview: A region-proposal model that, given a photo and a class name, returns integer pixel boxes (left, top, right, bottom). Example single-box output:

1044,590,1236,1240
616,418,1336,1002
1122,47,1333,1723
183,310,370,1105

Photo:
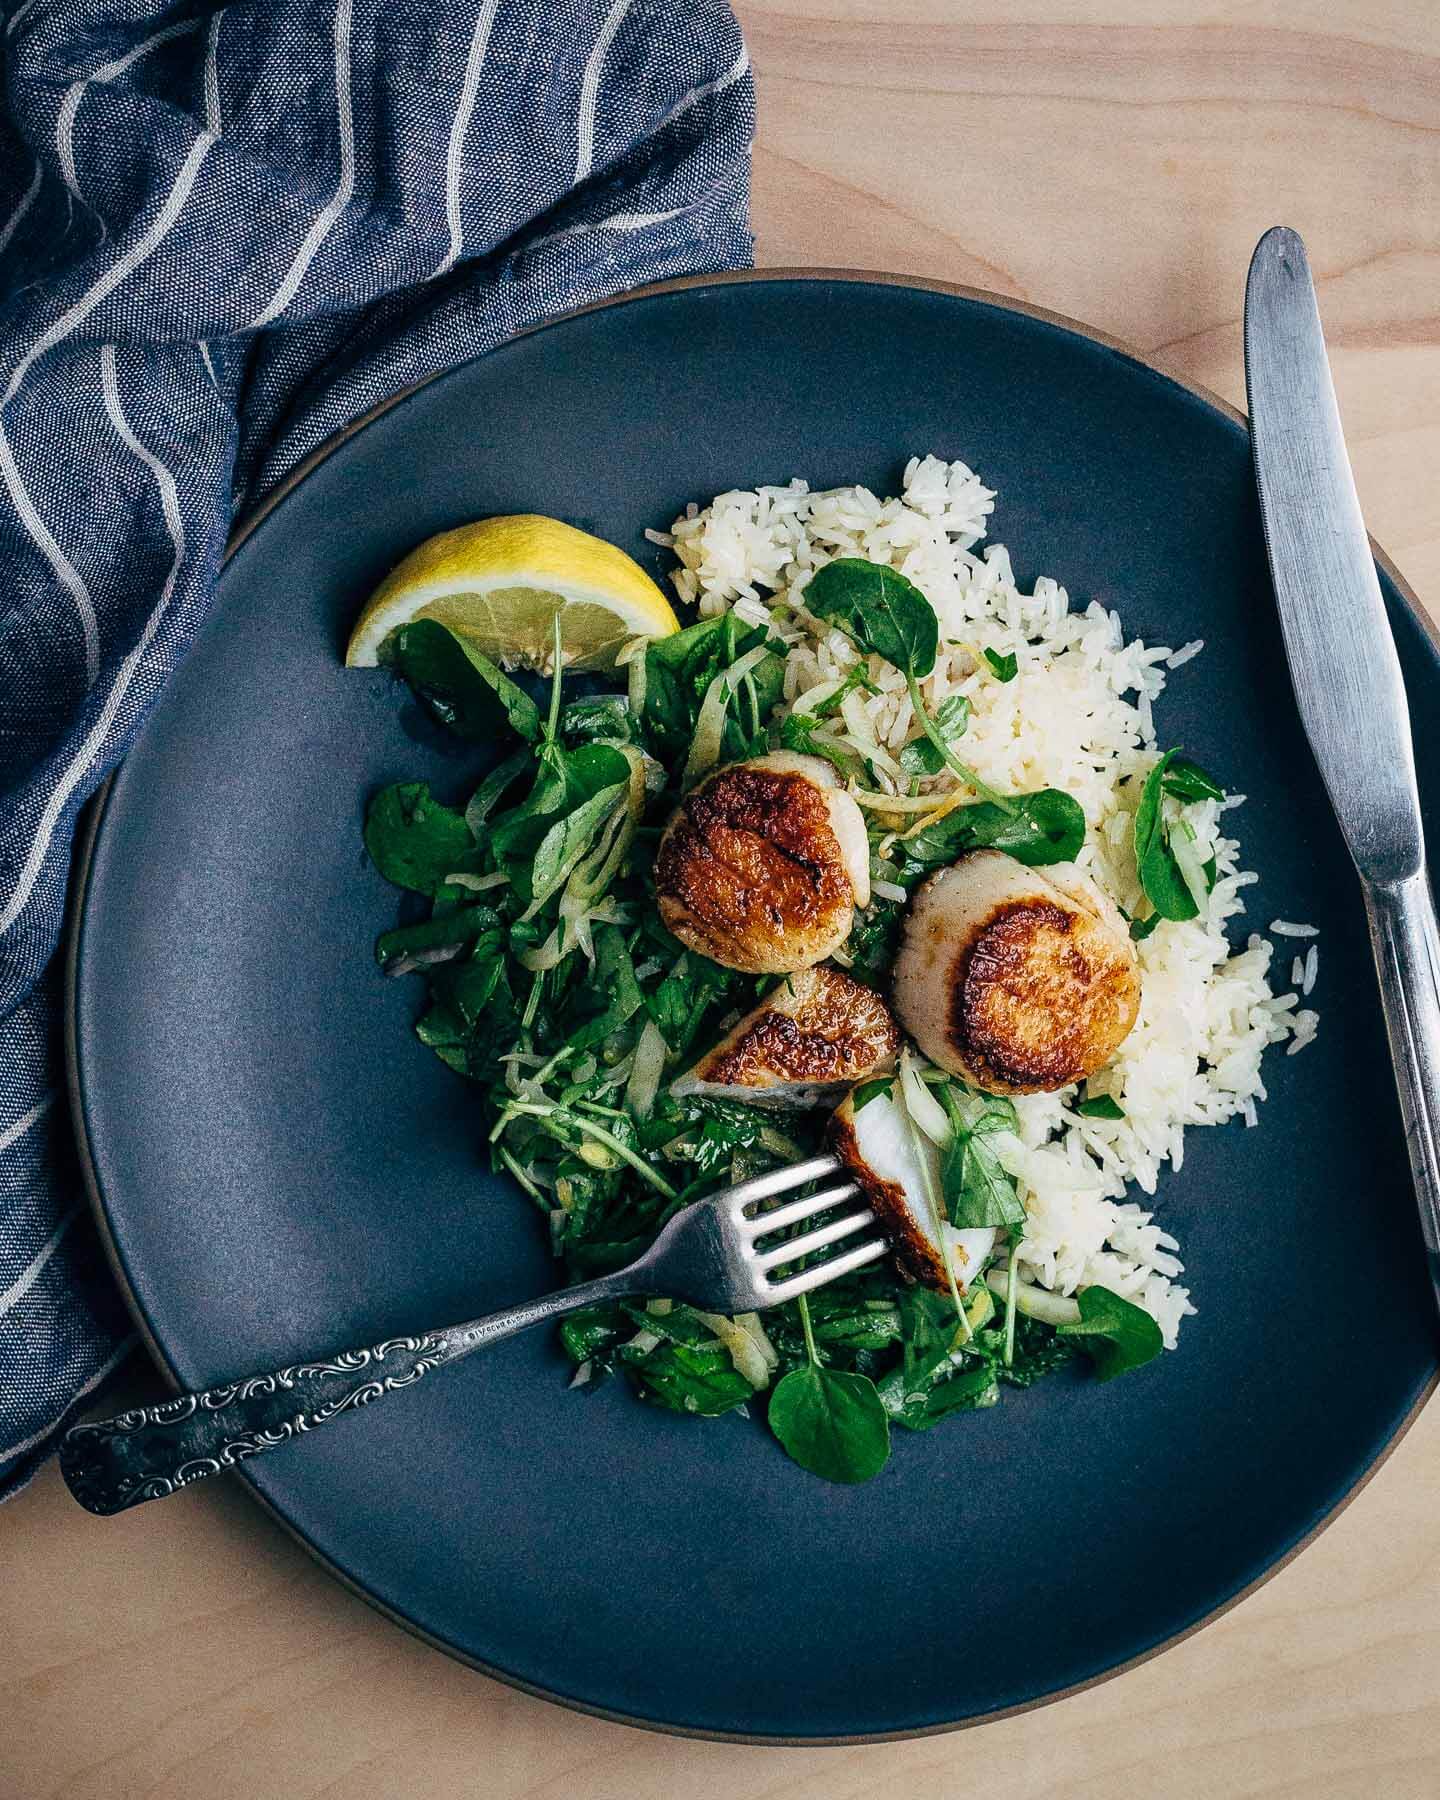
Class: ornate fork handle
59,1276,631,1516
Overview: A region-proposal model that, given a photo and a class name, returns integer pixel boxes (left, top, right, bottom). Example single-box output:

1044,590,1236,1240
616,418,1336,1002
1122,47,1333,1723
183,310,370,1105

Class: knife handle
1363,871,1440,1312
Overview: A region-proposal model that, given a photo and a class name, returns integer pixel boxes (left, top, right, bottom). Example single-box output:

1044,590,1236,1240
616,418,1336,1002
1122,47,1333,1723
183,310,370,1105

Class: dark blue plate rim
64,267,1440,1744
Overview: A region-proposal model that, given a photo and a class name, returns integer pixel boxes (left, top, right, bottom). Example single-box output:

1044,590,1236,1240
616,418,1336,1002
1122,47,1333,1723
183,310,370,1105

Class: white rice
1270,919,1318,938
658,455,1317,1351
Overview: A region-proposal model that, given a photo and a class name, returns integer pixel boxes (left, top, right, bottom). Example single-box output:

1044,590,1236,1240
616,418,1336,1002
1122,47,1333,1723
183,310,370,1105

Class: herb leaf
1134,751,1199,922
364,782,481,894
938,1086,1027,1230
382,619,540,744
1075,1094,1125,1120
1163,755,1224,804
1056,1284,1163,1380
643,615,784,761
899,693,971,775
802,558,939,678
876,1289,1000,1431
984,647,1019,682
767,1363,892,1482
528,781,626,910
375,904,501,973
620,1309,755,1417
904,788,1085,869
945,1128,1026,1229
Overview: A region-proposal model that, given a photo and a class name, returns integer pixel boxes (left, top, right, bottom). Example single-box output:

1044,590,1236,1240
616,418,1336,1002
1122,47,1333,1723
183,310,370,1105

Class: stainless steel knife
1245,224,1440,1314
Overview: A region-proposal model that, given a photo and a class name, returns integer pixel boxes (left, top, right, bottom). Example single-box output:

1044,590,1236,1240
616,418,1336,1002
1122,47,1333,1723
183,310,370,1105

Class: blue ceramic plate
70,274,1439,1741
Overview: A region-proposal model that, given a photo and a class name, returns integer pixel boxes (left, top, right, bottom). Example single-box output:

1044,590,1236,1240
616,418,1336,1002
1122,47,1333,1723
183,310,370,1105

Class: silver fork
59,1154,882,1516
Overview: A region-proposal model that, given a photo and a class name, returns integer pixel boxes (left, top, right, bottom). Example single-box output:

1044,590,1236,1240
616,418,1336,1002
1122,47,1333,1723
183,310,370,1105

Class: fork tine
765,1238,888,1301
740,1181,859,1237
722,1154,843,1214
754,1207,876,1271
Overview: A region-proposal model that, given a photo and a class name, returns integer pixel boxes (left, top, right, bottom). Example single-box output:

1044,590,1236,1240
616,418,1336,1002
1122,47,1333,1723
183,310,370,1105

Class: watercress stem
497,1145,545,1202
504,1101,678,1199
904,671,1014,812
797,1292,819,1365
545,612,564,742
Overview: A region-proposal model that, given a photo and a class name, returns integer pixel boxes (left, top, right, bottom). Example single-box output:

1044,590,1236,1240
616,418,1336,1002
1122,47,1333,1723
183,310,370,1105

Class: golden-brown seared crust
952,898,1141,1094
827,1103,950,1290
655,764,856,973
701,968,900,1087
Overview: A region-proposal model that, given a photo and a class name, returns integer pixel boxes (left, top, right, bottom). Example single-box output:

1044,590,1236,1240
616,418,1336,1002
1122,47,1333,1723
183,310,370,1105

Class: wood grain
5,3,1439,1793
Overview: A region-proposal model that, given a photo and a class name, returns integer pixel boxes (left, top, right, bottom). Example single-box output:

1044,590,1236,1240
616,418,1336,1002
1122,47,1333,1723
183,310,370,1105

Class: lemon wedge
345,514,679,672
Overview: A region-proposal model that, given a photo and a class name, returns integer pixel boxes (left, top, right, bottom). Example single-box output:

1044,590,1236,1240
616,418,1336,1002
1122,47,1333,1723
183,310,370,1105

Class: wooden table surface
6,3,1440,1794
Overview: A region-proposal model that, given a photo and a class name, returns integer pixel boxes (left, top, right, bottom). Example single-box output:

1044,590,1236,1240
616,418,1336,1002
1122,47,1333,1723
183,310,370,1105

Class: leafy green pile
360,559,1173,1484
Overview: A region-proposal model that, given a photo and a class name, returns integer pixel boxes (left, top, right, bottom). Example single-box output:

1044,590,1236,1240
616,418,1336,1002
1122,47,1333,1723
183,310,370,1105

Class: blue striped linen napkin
0,0,754,1501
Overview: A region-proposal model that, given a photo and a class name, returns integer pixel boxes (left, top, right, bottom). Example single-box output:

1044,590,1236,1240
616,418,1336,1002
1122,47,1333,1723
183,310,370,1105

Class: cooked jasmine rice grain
1270,919,1319,938
661,454,1318,1351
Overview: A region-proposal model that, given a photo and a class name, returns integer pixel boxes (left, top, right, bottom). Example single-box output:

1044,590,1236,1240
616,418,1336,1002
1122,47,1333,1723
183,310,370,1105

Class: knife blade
1244,225,1424,887
1246,224,1440,1317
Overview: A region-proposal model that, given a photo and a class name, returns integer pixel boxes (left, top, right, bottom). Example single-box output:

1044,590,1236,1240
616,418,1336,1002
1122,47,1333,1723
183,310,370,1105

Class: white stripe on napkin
203,9,226,135
250,0,355,328
0,417,100,687
658,44,750,133
4,0,41,38
0,1205,81,1321
0,349,189,940
432,0,503,279
575,0,635,184
57,17,205,194
0,158,42,259
3,128,215,406
0,1092,54,1156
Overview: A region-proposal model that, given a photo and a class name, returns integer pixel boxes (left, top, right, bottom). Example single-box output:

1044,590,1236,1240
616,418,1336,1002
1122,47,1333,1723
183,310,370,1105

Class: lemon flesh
345,513,678,672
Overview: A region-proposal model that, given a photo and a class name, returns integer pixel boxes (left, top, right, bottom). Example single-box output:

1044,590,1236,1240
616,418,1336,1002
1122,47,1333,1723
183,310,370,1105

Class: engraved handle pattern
59,1333,457,1515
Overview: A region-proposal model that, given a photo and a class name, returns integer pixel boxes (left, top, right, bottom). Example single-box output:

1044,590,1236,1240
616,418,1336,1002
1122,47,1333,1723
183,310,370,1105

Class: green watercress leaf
1163,755,1225,804
560,1304,629,1364
840,897,905,988
984,647,1019,682
623,1337,755,1417
899,693,971,775
802,558,939,678
561,691,636,744
528,780,626,910
777,710,860,777
487,741,630,876
903,788,1086,868
876,1289,999,1431
1000,1314,1078,1388
767,1363,891,1483
851,1075,895,1112
1057,1284,1163,1381
1075,1094,1125,1120
1134,750,1199,922
374,904,501,972
944,1128,1026,1229
364,782,481,894
381,619,541,743
642,614,784,761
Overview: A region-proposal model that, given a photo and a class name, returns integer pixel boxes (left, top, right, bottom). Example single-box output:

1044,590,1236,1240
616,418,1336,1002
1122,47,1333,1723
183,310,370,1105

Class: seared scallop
654,752,871,974
671,966,900,1109
891,849,1140,1095
829,1085,997,1291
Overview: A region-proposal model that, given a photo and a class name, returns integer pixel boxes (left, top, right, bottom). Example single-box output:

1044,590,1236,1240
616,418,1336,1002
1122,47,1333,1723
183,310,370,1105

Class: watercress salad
361,558,1198,1483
